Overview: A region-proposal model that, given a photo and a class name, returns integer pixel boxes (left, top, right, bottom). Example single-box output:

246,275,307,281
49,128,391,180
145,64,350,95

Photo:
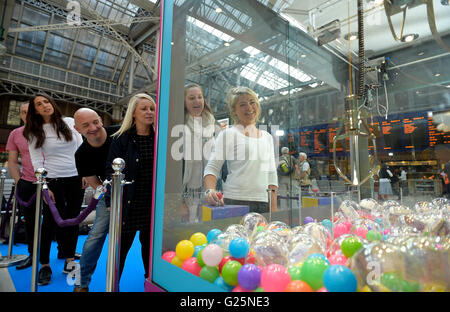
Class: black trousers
16,179,38,255
39,176,84,265
118,227,151,281
224,198,269,214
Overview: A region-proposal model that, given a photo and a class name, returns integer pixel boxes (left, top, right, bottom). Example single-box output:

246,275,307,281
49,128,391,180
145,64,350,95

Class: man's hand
81,177,89,189
205,190,224,206
44,189,56,205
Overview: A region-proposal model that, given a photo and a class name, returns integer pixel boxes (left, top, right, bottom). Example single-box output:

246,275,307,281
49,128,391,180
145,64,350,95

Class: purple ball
237,264,261,291
304,216,314,224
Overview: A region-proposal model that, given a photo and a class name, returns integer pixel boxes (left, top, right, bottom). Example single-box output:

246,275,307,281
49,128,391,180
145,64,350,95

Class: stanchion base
0,254,28,268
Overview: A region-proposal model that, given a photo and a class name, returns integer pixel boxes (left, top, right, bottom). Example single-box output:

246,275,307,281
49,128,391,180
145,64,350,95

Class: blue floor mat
0,233,145,292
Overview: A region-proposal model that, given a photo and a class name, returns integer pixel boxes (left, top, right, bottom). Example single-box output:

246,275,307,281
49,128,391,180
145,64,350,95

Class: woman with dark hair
23,93,84,286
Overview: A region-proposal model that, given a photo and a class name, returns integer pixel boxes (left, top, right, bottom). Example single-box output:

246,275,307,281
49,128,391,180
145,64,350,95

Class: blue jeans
79,198,109,288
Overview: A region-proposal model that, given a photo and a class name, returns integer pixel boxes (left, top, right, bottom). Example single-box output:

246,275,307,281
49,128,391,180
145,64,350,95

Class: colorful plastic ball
176,240,195,260
254,287,264,292
196,249,205,267
328,254,348,266
214,276,234,291
222,260,242,286
366,229,381,241
256,225,267,233
323,265,357,292
299,257,329,290
218,256,232,273
340,236,363,258
342,221,353,232
288,266,302,280
322,219,333,230
207,228,222,243
316,287,328,292
245,252,256,264
190,232,208,246
307,253,330,264
181,257,202,276
229,237,249,259
199,266,220,283
353,227,368,239
260,264,291,292
285,280,313,292
162,251,176,263
232,285,249,292
304,216,314,224
381,272,403,292
237,264,261,291
193,245,203,257
201,244,223,267
333,223,347,238
170,255,184,267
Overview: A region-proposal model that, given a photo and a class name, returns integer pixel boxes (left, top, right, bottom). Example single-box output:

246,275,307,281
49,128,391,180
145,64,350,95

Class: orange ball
285,280,313,292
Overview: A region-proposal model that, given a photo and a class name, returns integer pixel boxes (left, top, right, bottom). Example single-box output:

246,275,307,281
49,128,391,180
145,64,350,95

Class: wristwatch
204,189,215,196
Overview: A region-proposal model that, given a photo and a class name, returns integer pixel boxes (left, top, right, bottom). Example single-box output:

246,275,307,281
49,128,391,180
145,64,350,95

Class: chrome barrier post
30,168,46,292
0,168,28,267
105,158,129,292
298,185,302,226
266,189,274,223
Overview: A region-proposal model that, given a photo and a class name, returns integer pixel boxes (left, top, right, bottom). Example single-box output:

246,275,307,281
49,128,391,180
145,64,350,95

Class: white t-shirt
28,117,83,178
204,126,278,202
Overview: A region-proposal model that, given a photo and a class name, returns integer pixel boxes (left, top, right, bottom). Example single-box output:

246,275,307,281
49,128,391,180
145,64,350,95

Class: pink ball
162,251,176,263
260,264,291,292
316,287,328,292
353,227,368,239
201,244,223,267
343,221,353,232
333,223,347,238
384,228,390,235
328,254,348,266
232,285,249,292
181,257,202,276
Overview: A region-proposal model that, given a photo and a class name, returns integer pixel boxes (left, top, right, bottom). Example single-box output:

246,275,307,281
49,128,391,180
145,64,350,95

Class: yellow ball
171,256,184,267
190,232,208,246
423,283,446,292
360,285,372,292
176,240,195,260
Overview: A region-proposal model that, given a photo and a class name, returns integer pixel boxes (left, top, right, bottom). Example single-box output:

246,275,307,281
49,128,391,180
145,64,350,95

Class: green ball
288,266,302,280
402,280,420,292
366,230,381,242
221,260,242,286
199,266,220,283
381,272,403,292
341,236,363,258
196,249,205,267
254,287,264,292
256,226,267,233
299,257,329,290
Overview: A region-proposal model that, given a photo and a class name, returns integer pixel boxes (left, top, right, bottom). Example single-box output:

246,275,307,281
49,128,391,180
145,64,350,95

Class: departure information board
288,110,448,157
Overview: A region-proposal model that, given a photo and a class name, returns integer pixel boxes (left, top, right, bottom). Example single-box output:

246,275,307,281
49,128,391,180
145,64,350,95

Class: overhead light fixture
316,19,341,47
215,8,222,13
224,42,230,47
275,130,285,137
300,54,307,58
344,32,358,41
434,73,441,77
388,152,394,157
418,51,425,56
400,33,419,42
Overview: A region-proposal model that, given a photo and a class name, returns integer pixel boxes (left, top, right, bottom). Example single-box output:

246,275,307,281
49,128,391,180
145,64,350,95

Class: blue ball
214,276,233,291
228,237,249,259
193,245,203,257
322,219,332,230
207,228,222,243
307,253,330,264
323,265,357,292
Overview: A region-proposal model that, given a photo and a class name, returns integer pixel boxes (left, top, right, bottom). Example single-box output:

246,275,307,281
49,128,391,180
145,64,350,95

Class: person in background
295,152,312,191
23,93,84,286
400,167,408,197
104,93,156,284
5,102,36,270
204,86,278,213
72,108,119,292
378,163,393,201
277,147,296,210
181,83,217,223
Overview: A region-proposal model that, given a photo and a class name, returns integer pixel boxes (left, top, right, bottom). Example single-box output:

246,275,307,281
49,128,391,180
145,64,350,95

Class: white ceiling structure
282,0,450,57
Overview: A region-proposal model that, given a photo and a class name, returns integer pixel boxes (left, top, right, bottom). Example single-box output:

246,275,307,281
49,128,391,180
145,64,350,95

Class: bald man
73,108,119,292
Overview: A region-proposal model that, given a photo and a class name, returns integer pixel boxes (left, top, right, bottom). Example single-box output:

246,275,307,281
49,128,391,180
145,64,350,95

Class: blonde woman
181,83,217,223
104,93,156,283
203,87,278,213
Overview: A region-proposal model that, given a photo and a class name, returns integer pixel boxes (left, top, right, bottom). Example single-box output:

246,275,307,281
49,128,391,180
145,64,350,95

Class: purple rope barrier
15,192,37,208
42,188,99,227
0,186,15,240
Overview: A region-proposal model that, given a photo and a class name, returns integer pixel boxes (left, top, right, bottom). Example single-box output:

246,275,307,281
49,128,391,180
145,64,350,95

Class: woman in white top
181,83,218,223
23,93,84,286
204,87,278,213
378,163,393,201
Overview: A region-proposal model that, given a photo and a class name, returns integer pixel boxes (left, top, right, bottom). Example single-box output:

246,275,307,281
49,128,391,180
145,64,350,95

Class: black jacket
104,125,155,223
